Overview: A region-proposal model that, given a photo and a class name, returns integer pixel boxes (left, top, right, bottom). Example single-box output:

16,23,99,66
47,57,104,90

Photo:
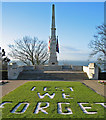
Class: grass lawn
1,81,105,119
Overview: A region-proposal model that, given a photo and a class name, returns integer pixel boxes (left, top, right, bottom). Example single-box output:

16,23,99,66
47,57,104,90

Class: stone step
17,70,89,80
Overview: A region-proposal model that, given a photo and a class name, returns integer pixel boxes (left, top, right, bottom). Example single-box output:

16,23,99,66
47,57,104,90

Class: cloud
62,46,79,52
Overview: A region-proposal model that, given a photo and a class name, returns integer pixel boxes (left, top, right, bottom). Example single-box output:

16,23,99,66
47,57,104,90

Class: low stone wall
8,63,23,80
72,66,83,71
23,66,35,71
35,65,63,71
8,64,87,80
35,65,82,71
83,63,99,80
8,63,91,79
43,65,62,71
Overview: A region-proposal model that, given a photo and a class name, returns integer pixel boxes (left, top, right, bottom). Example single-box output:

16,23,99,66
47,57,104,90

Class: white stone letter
55,87,59,90
31,86,36,91
0,102,12,108
62,93,73,99
55,87,64,91
95,103,106,108
69,87,74,91
11,102,29,114
58,103,73,115
37,92,55,99
43,87,47,91
78,103,97,114
34,102,49,114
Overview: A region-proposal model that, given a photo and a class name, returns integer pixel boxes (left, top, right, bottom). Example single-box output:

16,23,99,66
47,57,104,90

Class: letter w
37,92,55,99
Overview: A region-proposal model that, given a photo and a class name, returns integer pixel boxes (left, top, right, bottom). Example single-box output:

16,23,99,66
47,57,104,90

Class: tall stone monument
48,4,58,65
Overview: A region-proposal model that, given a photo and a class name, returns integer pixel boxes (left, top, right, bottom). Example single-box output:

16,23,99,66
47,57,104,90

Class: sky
1,1,104,61
1,0,105,2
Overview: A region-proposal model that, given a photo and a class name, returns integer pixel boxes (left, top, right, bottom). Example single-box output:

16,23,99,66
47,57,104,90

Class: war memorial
0,4,105,119
7,4,99,80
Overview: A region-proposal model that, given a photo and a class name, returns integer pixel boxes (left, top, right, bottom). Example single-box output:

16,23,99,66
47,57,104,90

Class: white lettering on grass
43,87,47,91
0,102,12,108
34,102,49,114
37,92,55,99
69,87,74,91
78,103,97,114
31,86,36,91
11,102,29,114
55,87,64,91
58,103,73,115
62,93,73,99
55,87,59,90
95,103,106,108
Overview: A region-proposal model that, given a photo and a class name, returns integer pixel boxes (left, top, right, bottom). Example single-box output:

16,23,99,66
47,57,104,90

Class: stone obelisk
48,4,58,65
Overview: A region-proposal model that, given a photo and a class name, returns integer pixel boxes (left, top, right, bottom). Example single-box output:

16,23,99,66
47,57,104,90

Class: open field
1,81,105,119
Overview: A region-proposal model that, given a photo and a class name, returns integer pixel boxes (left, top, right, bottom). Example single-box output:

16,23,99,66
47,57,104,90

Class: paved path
82,80,105,97
1,80,105,97
1,80,28,97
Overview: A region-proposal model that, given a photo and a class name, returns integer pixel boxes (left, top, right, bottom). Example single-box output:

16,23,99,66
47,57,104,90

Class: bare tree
88,24,106,64
8,36,48,65
0,47,10,64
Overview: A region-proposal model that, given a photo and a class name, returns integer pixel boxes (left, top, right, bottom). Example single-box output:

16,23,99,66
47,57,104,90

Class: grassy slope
2,81,105,118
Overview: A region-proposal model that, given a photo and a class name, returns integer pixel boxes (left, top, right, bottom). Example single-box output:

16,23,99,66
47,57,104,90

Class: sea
58,60,95,66
10,60,95,66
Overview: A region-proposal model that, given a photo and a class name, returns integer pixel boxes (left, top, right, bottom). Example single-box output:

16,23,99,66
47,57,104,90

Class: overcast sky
1,1,104,61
